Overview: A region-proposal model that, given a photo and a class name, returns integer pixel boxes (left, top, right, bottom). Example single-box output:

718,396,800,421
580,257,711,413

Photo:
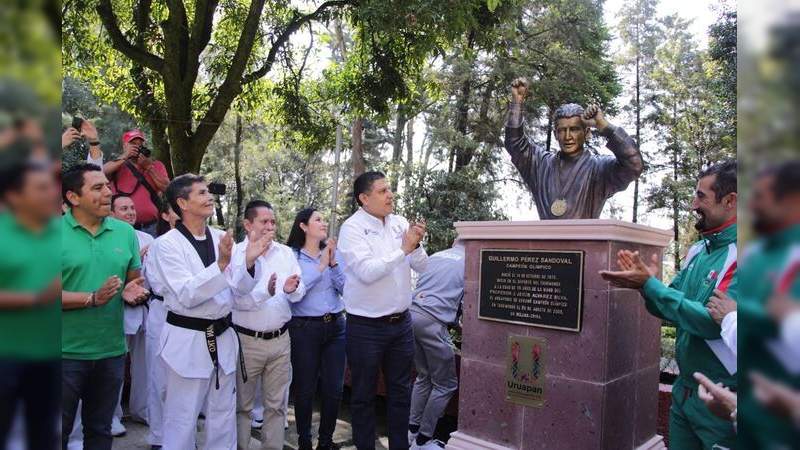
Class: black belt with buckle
347,310,409,324
166,312,247,388
234,323,288,340
294,311,343,323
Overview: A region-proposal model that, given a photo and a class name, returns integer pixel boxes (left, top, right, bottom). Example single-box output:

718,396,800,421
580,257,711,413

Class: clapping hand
217,230,234,272
267,273,277,297
707,289,737,324
122,277,149,305
283,274,301,294
401,218,427,255
245,231,271,269
599,250,658,289
319,238,337,271
95,275,123,306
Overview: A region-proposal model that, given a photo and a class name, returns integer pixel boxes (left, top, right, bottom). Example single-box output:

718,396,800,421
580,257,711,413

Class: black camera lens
138,146,152,158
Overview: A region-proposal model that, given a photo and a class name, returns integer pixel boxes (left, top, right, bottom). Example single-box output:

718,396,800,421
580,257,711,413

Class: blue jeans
346,313,414,450
289,314,347,449
0,359,60,450
62,355,125,450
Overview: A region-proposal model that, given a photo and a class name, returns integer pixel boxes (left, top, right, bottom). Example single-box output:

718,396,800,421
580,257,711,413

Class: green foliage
643,13,735,267
0,1,60,105
400,166,507,253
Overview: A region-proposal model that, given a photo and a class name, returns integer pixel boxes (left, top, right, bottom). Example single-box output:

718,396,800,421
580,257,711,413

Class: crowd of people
55,119,465,450
0,103,797,450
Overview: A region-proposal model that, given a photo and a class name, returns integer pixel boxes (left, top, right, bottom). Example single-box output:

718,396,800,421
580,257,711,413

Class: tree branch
187,0,218,68
163,0,191,79
192,0,269,153
242,0,356,84
96,0,164,72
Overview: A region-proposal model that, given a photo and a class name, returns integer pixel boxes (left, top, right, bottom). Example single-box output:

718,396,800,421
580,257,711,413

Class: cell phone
71,116,84,131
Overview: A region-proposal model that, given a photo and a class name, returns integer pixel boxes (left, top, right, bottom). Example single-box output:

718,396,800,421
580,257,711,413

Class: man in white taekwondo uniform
109,194,151,428
230,200,305,450
338,171,428,450
154,174,266,450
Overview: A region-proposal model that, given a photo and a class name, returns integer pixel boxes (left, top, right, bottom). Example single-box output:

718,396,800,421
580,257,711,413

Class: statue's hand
581,104,610,132
511,77,529,103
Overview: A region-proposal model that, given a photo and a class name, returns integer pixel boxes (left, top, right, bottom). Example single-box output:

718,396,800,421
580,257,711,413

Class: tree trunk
672,145,680,272
233,114,244,239
390,104,406,192
452,30,476,172
404,117,414,192
632,49,641,223
545,111,553,152
351,118,365,179
671,100,680,272
162,75,201,175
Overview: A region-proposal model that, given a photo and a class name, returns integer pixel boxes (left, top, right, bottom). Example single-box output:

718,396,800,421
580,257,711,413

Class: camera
208,182,226,196
137,145,152,158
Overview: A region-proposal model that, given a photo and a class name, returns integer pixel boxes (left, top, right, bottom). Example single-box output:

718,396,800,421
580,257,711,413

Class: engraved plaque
479,249,584,332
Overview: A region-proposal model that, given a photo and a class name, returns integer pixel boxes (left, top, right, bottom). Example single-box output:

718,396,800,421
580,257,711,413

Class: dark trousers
0,359,60,450
289,314,347,449
62,355,125,450
346,314,414,450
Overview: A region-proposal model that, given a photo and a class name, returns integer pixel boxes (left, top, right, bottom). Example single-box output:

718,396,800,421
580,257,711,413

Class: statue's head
553,103,588,156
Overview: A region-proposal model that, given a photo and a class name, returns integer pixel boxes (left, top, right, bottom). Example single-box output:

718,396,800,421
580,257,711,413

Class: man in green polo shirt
0,153,61,449
61,163,149,450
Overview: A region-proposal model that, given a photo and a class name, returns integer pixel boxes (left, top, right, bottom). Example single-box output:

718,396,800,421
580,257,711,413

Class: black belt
293,311,343,323
234,324,288,340
151,294,164,301
166,312,247,388
347,310,409,324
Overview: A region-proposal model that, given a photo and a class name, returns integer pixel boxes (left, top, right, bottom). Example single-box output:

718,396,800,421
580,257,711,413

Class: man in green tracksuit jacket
601,160,738,449
737,161,800,449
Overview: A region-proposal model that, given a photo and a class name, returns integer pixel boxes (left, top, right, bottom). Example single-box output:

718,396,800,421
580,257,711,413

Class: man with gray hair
505,78,644,219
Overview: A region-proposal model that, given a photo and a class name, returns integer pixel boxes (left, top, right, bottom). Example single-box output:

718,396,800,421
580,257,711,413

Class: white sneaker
412,440,445,450
408,430,418,447
110,416,127,437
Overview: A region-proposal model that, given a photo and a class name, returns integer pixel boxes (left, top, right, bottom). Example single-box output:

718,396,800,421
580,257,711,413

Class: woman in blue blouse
286,208,347,450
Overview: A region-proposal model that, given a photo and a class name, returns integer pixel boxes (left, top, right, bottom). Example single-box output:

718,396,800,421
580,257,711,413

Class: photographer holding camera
104,129,170,237
62,117,104,167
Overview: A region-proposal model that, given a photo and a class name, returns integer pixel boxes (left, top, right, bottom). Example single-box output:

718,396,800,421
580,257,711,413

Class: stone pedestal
447,220,672,450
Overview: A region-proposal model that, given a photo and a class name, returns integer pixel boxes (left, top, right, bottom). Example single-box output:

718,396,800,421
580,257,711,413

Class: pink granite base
453,238,665,450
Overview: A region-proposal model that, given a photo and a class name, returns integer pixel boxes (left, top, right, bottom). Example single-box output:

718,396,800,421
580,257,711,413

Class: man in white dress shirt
338,171,428,450
110,194,151,427
153,174,266,450
231,200,304,450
